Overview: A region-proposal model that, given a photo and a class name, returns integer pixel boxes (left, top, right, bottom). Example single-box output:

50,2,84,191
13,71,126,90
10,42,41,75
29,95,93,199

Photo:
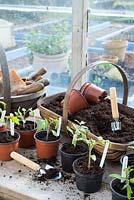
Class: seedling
67,120,106,169
37,117,61,141
110,166,134,200
66,120,89,147
14,107,33,128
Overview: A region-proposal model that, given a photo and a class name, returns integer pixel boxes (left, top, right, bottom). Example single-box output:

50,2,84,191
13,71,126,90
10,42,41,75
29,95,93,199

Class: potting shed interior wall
0,0,134,199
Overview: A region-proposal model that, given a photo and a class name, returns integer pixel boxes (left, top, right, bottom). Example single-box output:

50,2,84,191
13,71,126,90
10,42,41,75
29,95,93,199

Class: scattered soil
61,142,87,154
0,131,19,143
15,120,36,131
112,179,134,198
74,158,103,175
35,131,60,142
42,94,134,143
34,168,60,181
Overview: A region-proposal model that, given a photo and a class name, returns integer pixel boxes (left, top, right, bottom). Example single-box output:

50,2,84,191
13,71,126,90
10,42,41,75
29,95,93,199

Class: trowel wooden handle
27,68,47,81
110,87,119,119
10,152,40,172
17,82,44,95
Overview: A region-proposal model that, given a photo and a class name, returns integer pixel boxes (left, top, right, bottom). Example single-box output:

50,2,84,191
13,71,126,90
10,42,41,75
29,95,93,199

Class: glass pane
0,0,72,97
88,0,134,107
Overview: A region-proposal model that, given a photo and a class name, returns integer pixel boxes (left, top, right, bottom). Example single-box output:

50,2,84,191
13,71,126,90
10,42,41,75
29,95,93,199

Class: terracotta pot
99,55,119,64
103,39,128,62
80,82,107,104
0,125,7,132
34,130,60,159
15,120,37,148
61,89,88,114
0,131,20,161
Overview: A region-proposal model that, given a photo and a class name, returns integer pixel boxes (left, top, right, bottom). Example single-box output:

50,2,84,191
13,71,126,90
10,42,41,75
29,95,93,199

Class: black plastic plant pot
110,178,134,200
59,142,88,173
73,157,104,193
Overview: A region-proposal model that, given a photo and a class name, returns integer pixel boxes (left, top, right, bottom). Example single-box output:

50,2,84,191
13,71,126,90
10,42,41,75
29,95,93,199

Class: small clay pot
0,131,20,161
0,125,7,132
34,130,60,159
15,120,37,148
80,82,107,104
62,89,88,114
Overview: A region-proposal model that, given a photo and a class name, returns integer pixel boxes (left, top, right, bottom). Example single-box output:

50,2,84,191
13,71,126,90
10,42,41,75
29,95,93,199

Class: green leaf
127,184,133,200
91,154,96,161
109,174,125,181
130,178,134,183
37,119,46,131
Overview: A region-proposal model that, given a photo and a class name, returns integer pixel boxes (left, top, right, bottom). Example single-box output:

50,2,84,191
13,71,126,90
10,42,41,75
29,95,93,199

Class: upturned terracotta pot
61,89,89,114
0,131,20,161
34,130,60,159
15,120,37,148
80,82,107,104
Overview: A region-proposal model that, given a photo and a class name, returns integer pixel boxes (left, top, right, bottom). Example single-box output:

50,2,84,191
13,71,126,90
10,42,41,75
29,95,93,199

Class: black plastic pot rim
110,178,134,199
59,142,88,156
15,120,37,132
120,153,134,164
0,131,20,145
73,157,105,177
34,130,61,144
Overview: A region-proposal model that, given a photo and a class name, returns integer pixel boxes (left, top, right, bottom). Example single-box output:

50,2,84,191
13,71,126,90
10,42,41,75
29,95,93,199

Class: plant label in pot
110,156,134,200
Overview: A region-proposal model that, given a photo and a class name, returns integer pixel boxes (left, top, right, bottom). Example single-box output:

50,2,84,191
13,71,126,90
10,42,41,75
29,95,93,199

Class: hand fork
110,87,121,132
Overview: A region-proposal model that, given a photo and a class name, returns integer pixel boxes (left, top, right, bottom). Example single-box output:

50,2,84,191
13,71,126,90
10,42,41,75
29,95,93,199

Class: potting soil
43,94,134,144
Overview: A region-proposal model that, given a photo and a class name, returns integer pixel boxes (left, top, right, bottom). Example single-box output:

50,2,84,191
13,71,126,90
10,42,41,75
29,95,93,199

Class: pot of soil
73,157,104,193
34,130,60,159
59,142,88,173
15,120,37,148
0,130,20,161
110,178,134,200
80,82,107,104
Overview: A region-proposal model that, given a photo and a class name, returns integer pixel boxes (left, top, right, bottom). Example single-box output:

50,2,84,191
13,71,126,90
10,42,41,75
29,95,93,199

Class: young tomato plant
84,137,105,169
37,117,61,141
66,120,89,147
14,107,33,128
110,166,134,200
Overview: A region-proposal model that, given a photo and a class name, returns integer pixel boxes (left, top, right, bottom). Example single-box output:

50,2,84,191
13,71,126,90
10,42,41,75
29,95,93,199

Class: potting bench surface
0,110,123,200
